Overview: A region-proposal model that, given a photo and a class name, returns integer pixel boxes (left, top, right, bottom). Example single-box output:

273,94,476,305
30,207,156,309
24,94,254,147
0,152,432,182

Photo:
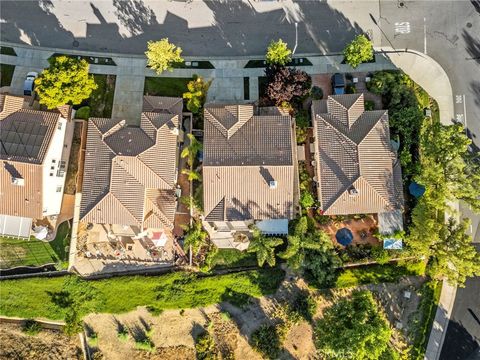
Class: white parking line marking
463,94,468,132
394,22,411,34
456,95,463,104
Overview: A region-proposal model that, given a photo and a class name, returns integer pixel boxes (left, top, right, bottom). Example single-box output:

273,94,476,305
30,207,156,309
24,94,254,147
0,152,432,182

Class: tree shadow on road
462,29,480,64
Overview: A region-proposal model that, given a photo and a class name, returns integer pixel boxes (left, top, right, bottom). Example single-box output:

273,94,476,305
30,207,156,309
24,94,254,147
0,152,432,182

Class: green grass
0,221,71,269
144,77,192,98
210,249,257,269
335,261,426,288
409,280,442,359
0,64,15,87
88,74,115,118
0,268,285,320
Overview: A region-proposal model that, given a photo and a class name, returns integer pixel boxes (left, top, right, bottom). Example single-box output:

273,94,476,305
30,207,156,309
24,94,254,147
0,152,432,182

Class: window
56,186,62,193
51,166,55,170
57,122,62,130
52,159,56,163
50,173,53,177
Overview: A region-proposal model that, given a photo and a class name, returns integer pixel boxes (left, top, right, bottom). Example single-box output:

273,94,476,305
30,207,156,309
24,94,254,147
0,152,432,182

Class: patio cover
256,219,289,235
0,214,32,238
378,210,404,235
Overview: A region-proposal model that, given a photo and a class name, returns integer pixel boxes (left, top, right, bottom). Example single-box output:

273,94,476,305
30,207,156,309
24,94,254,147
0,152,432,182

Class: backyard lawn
0,64,15,87
144,77,192,98
0,268,285,320
0,221,71,269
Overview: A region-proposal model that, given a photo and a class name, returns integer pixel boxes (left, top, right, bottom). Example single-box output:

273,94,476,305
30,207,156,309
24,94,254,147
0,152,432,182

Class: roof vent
348,187,359,196
269,180,278,189
12,177,24,186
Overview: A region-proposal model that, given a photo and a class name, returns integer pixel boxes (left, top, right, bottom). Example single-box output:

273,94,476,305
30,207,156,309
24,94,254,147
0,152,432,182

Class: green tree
343,34,374,69
145,38,183,74
182,168,202,182
315,291,393,360
34,56,97,109
181,133,203,168
183,220,208,256
429,218,480,286
266,39,292,66
247,227,283,267
280,216,328,269
183,75,211,114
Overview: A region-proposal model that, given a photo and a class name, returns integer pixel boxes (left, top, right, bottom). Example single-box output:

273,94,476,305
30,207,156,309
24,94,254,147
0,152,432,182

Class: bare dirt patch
0,323,82,360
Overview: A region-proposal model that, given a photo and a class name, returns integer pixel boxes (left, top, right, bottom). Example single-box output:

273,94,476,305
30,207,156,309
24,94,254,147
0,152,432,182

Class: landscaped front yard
144,77,192,98
0,221,71,269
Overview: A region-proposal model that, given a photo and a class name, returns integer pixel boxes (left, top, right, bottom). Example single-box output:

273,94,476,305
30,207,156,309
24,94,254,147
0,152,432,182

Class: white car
23,71,38,96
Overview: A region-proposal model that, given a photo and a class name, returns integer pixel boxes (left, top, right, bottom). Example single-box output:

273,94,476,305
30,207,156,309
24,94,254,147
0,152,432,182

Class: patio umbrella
409,182,426,198
336,228,353,246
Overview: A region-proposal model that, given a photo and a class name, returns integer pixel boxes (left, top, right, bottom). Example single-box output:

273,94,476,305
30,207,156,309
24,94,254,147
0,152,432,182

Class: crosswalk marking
394,22,411,34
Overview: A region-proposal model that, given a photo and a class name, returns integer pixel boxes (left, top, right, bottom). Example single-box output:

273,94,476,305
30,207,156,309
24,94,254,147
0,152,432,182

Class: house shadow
2,0,364,56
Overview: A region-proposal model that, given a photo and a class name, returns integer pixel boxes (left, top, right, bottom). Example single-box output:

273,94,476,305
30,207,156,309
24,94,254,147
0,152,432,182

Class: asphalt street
0,0,479,357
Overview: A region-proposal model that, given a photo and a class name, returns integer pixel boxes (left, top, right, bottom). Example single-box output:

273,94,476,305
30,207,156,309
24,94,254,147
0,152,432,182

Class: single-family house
311,93,404,231
0,94,71,238
202,104,299,249
79,96,182,240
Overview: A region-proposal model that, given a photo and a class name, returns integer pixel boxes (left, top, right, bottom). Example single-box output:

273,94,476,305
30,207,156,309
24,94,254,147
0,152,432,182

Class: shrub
371,246,391,265
310,86,323,100
346,84,356,94
291,291,317,322
365,100,375,111
117,326,129,342
75,106,90,119
295,109,310,128
195,332,217,360
300,190,315,209
22,319,42,336
296,127,308,145
146,305,163,316
250,324,282,359
135,338,155,352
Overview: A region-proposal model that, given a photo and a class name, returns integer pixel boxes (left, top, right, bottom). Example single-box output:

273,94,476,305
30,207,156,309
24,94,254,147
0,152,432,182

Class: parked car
331,73,345,95
23,72,38,96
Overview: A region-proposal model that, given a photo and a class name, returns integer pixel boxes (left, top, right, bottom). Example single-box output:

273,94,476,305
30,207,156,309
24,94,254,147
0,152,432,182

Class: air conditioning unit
170,127,179,136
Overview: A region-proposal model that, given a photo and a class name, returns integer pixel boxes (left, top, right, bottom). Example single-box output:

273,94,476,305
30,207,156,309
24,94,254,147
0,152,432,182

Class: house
311,93,404,230
79,96,183,239
0,94,71,238
202,104,299,249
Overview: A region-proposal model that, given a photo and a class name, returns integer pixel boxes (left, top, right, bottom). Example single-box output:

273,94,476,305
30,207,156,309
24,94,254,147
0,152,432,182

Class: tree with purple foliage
265,66,312,106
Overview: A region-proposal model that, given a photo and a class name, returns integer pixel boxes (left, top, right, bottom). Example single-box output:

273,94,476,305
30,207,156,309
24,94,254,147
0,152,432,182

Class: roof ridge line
356,110,388,146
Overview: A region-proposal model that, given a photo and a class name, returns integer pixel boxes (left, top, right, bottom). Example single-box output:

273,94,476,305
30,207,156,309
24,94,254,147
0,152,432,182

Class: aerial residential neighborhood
0,1,479,360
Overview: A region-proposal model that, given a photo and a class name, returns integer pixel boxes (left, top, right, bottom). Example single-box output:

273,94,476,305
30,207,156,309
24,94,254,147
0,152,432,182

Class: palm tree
181,134,202,167
182,220,208,256
279,216,330,269
182,168,202,182
247,227,283,267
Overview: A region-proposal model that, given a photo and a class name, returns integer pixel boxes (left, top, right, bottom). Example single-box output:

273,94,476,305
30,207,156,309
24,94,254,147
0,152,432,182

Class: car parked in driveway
23,72,38,96
331,73,345,95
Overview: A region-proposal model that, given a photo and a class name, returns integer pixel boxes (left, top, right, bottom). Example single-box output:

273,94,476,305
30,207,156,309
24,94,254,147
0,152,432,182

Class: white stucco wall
42,117,67,216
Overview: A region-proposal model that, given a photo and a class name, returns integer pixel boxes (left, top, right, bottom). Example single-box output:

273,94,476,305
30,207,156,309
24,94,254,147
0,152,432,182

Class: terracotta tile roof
203,104,297,221
80,96,181,230
312,94,403,215
0,94,63,219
